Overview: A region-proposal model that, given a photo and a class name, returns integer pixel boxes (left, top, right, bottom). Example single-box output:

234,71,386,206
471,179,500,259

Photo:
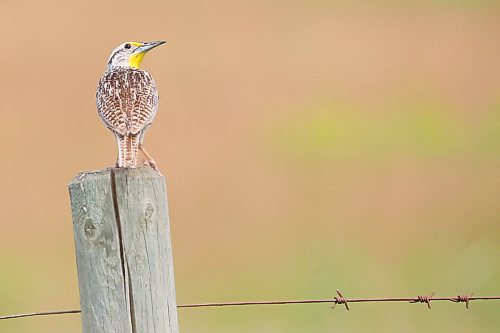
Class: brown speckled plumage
96,67,159,168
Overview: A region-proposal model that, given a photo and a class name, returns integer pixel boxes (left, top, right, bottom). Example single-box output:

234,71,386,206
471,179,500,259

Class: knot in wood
83,218,97,240
144,203,155,218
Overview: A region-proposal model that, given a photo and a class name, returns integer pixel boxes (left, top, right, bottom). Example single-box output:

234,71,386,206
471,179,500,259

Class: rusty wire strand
1,292,499,321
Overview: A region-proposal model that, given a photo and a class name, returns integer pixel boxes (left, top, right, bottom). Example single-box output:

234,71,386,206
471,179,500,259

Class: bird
96,41,166,171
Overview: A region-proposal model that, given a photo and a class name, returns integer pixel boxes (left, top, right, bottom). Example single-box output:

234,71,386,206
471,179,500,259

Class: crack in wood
127,262,137,333
110,169,136,332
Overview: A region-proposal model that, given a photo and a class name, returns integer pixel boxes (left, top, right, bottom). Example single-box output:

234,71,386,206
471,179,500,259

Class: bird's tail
116,134,140,168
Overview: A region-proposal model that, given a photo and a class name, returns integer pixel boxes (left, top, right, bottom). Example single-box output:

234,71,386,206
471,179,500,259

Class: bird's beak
129,41,166,69
134,41,166,54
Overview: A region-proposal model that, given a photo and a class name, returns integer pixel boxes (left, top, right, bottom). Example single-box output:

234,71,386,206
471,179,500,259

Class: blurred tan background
1,0,500,332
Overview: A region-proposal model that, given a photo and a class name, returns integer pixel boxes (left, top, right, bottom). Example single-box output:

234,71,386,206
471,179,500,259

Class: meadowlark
96,41,165,171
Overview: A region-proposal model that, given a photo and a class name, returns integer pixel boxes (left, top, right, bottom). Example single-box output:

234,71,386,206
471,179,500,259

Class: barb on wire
409,292,435,309
451,294,473,309
332,289,349,310
1,293,500,321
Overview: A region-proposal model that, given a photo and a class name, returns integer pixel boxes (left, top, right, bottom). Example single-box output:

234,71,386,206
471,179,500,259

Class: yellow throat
128,42,145,69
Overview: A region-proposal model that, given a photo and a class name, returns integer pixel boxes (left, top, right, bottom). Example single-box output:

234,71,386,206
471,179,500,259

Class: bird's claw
142,159,159,172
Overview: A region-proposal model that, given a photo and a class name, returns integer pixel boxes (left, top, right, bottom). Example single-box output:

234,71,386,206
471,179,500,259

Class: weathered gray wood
69,167,179,333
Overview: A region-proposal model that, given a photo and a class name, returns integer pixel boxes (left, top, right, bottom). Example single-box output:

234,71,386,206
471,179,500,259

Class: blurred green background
1,0,499,332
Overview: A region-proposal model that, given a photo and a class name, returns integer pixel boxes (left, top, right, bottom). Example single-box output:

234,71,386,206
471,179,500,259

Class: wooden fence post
68,167,179,333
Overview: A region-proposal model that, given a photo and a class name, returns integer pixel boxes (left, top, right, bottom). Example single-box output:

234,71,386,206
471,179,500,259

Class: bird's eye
124,43,132,49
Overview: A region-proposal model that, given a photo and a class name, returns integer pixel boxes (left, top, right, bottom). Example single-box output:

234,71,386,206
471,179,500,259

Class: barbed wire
1,290,499,321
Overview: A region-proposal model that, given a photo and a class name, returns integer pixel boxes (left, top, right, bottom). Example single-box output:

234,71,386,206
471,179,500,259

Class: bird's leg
106,156,119,170
139,144,158,171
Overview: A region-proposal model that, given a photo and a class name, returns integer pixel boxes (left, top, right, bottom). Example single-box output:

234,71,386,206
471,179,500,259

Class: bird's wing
96,69,159,136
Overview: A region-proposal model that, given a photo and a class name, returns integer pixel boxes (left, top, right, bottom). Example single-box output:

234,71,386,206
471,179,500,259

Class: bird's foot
107,163,120,170
142,159,159,172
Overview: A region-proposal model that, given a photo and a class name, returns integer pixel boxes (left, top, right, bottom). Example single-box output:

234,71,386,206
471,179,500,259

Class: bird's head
107,41,166,69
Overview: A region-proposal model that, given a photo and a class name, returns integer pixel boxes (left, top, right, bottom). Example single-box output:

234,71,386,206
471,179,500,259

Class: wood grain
69,167,179,333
